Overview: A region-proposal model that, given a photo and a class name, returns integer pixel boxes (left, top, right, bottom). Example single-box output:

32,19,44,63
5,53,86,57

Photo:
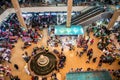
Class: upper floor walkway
0,6,89,23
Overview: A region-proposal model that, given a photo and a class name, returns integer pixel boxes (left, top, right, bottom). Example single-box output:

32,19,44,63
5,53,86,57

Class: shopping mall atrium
0,0,120,80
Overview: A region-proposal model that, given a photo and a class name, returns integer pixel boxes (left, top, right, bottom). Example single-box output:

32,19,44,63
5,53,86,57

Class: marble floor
4,28,120,80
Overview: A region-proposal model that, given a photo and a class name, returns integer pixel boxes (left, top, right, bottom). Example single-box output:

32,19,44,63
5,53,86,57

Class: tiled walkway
5,29,120,80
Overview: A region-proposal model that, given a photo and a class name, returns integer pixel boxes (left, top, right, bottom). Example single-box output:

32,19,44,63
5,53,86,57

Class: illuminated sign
55,25,84,35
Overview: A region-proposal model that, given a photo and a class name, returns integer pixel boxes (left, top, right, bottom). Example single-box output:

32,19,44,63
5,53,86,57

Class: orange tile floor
4,29,120,80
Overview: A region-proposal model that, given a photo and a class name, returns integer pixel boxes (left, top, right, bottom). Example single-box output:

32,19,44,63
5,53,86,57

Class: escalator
61,6,96,25
61,6,105,25
72,6,105,25
80,11,113,26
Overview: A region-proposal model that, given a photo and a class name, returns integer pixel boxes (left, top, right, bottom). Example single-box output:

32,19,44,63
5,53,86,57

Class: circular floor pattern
28,51,57,76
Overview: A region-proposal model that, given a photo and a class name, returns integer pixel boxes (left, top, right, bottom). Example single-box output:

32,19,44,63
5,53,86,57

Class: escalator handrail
71,6,99,21
78,12,112,25
78,10,104,24
72,10,104,24
72,6,94,18
71,6,94,18
61,6,99,24
71,6,101,19
72,7,104,22
72,9,104,24
71,8,103,24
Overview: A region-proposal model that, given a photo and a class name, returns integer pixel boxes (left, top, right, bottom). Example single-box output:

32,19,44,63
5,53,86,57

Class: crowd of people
29,14,57,28
113,69,120,79
46,17,120,79
21,46,65,80
91,23,120,65
69,67,110,73
53,49,66,69
31,45,66,70
71,19,120,79
1,0,120,9
0,5,120,79
0,64,12,80
0,14,43,64
0,13,45,80
1,0,120,15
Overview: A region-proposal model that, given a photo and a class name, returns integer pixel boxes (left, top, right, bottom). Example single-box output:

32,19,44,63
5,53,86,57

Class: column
107,10,120,29
66,0,73,27
11,0,26,29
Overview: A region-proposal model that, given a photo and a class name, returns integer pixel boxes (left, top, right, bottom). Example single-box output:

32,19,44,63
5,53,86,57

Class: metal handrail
72,7,104,23
72,9,104,25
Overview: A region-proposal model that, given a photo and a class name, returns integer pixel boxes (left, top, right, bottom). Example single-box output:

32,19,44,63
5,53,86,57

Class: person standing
45,47,49,52
86,27,90,36
92,57,97,63
76,51,79,56
90,39,94,45
14,64,19,70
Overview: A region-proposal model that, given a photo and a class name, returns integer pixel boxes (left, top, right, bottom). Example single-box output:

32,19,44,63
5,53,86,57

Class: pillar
11,0,26,29
66,0,73,27
107,10,120,29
